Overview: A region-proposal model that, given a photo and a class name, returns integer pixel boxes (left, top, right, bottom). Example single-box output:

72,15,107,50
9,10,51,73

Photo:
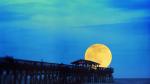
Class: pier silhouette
0,56,114,84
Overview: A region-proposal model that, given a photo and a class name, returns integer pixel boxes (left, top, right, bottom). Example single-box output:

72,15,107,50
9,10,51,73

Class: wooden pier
0,57,114,84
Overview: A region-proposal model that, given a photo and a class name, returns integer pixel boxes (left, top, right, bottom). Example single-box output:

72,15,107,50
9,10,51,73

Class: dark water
85,78,150,84
114,78,150,84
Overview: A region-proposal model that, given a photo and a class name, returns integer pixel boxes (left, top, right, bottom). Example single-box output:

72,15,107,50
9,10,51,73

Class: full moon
85,44,112,67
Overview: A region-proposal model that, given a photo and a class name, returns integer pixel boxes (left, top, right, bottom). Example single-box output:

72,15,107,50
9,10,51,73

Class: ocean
114,78,150,84
85,78,150,84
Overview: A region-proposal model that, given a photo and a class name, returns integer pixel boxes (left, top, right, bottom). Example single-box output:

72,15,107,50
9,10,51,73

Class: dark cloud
0,11,29,22
0,5,32,22
109,0,150,10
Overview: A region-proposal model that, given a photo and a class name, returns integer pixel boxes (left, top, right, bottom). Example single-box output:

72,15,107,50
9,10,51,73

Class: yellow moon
85,44,112,67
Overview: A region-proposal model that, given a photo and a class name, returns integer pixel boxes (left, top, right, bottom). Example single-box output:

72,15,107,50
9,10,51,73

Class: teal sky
0,0,150,78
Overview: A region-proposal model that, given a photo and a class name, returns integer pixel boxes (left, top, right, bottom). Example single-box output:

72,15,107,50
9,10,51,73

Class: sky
0,0,150,78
